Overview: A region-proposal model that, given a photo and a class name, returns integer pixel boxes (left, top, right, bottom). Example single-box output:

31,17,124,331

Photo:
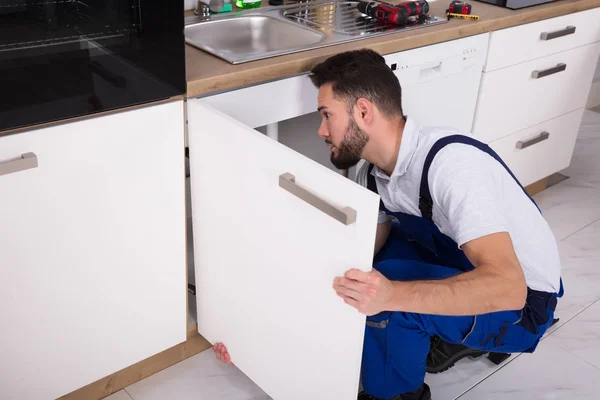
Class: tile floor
106,108,600,400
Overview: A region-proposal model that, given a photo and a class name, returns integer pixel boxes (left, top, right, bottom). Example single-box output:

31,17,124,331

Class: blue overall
361,134,564,398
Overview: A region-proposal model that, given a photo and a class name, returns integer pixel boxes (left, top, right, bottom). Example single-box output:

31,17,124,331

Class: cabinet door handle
516,132,550,149
531,63,566,79
279,173,357,225
540,25,576,40
0,152,38,177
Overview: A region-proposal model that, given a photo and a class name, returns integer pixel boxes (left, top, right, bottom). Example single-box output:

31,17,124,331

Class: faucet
194,0,224,16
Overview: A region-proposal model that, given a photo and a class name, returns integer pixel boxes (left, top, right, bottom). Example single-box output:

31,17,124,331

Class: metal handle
516,132,550,149
0,153,38,177
279,172,356,225
531,63,566,79
540,25,576,40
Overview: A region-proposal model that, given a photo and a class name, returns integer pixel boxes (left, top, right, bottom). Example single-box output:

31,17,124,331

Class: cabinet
198,34,488,182
472,7,600,186
186,99,380,399
0,100,187,399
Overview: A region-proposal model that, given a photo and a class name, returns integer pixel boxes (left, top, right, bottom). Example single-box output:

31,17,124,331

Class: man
215,49,563,400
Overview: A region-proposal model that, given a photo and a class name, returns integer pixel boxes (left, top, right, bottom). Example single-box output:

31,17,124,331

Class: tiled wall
184,0,195,10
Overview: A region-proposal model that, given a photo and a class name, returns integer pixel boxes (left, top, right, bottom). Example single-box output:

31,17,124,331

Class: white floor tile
533,177,600,241
546,219,600,333
103,390,133,400
125,349,271,400
563,109,600,188
458,336,600,400
559,218,600,286
551,299,600,370
426,354,519,400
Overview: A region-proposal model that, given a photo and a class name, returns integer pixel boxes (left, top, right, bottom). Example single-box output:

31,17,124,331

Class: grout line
556,342,600,374
455,298,600,399
565,352,600,374
124,388,135,400
543,297,600,337
560,215,600,242
453,353,524,399
549,298,600,373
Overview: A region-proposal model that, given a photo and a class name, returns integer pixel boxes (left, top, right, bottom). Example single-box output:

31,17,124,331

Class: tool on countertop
446,0,472,15
446,12,479,20
357,0,430,26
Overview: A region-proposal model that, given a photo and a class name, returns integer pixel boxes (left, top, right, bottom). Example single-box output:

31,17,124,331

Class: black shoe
358,383,431,400
426,335,487,374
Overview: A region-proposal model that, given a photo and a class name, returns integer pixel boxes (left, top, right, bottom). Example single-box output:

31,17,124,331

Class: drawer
489,108,584,187
472,41,600,143
484,7,600,71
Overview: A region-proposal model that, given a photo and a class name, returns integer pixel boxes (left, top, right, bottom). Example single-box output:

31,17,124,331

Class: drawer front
489,108,584,187
485,7,600,71
472,41,600,143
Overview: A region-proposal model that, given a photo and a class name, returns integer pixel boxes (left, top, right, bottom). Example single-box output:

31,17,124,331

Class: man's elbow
505,275,527,310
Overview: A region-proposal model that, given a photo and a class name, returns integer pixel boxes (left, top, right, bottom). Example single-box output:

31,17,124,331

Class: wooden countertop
185,0,600,98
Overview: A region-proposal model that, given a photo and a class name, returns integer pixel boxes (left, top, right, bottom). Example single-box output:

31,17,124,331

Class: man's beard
329,116,369,170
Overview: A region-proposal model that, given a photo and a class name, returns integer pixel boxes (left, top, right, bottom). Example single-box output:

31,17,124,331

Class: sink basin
184,15,326,64
184,0,448,64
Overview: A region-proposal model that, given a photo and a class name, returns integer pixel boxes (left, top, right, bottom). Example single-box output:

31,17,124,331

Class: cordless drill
357,0,430,25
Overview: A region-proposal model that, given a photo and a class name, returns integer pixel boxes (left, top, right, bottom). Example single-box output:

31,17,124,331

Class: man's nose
317,122,328,139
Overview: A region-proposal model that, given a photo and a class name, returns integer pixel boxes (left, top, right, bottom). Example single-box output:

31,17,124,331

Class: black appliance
476,0,558,9
0,0,186,133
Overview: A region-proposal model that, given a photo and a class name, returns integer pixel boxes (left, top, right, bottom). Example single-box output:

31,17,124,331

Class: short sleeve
429,146,509,247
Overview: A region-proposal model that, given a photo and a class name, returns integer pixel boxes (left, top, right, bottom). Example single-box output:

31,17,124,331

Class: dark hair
309,48,405,120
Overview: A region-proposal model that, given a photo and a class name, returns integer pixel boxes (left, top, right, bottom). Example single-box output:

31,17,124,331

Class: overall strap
419,134,541,222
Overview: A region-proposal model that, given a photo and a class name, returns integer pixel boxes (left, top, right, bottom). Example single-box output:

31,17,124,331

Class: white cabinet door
0,100,187,399
187,99,380,400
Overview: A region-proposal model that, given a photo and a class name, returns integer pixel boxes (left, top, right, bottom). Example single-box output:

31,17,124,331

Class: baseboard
59,326,210,400
587,79,600,109
525,177,549,196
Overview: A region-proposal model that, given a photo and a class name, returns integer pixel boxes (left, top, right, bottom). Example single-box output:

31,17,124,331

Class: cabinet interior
255,111,359,181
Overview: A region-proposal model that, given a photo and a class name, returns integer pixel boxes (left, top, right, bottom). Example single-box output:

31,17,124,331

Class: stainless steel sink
185,0,448,64
185,15,326,64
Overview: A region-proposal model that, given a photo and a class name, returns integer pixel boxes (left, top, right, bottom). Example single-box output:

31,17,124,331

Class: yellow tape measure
447,12,480,20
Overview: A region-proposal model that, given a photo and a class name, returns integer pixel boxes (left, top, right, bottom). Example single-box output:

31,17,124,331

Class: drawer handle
531,63,566,79
279,172,356,225
516,132,550,150
0,152,38,177
540,25,576,41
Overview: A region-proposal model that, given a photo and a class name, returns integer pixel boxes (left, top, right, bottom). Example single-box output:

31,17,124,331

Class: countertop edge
185,0,600,98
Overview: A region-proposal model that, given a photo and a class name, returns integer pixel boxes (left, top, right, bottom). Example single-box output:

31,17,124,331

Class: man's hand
332,268,394,316
213,342,233,366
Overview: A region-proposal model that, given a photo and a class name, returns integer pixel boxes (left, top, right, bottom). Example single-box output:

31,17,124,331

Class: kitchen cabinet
186,99,380,399
473,42,600,144
488,108,584,187
472,7,600,187
0,100,187,399
198,34,489,180
184,39,490,398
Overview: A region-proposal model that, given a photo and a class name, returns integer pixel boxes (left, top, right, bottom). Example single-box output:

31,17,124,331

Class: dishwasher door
385,33,490,134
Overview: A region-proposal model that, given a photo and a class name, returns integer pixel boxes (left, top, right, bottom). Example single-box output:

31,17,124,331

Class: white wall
184,0,196,10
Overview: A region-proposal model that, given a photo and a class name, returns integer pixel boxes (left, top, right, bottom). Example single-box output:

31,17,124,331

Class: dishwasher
271,33,490,179
385,33,489,134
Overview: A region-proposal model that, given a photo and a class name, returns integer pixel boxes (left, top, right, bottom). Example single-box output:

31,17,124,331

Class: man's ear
355,98,373,125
